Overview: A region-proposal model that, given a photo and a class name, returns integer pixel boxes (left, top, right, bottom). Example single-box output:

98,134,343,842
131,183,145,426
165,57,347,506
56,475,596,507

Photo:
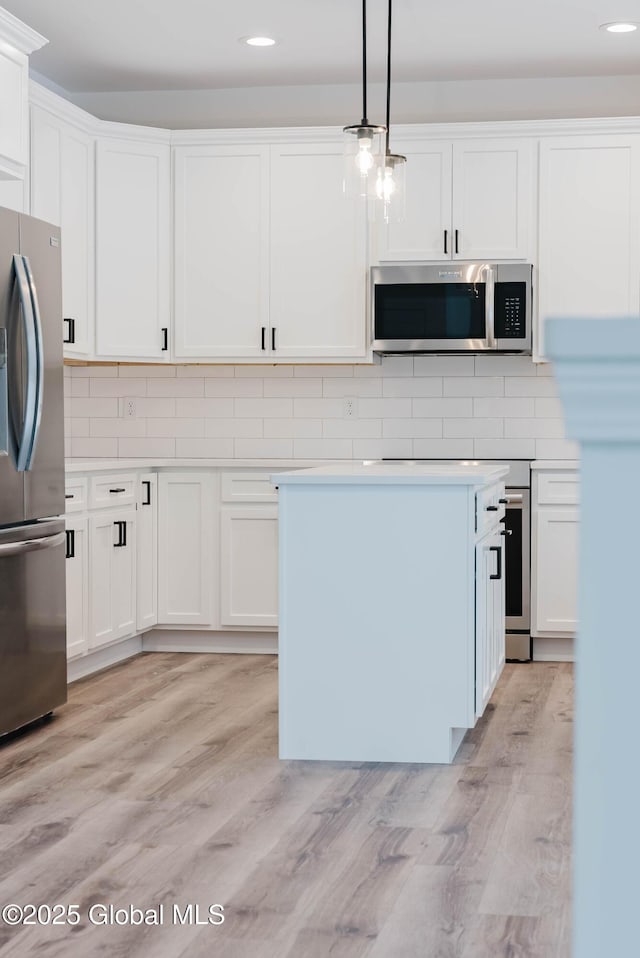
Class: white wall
63,355,577,461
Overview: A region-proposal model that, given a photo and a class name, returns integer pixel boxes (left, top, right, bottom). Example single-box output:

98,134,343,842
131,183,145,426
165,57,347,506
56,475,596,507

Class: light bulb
355,138,374,175
376,165,396,202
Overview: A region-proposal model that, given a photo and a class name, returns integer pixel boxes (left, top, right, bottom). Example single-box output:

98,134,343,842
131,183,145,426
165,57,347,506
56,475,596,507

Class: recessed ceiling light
600,21,638,33
243,36,276,47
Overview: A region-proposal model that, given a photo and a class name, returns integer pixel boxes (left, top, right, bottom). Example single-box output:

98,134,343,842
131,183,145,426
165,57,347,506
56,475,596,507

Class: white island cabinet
275,462,507,765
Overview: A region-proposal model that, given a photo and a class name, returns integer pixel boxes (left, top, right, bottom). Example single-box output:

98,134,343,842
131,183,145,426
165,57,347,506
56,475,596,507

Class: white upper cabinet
173,144,270,358
537,135,640,360
269,142,367,358
30,105,94,357
0,8,46,179
378,137,534,262
95,135,171,360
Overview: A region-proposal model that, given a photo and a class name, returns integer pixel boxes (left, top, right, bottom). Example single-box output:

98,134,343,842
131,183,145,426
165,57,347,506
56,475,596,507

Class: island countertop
274,461,508,486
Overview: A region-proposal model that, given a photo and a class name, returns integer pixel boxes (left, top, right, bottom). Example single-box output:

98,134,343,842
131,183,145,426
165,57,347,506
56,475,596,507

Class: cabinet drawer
475,483,505,535
536,471,579,506
65,477,88,513
90,473,137,509
221,471,280,503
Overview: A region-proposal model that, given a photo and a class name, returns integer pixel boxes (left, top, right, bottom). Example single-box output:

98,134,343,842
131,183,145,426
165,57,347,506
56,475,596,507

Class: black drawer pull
65,529,75,559
142,480,151,506
63,317,76,344
489,545,501,580
500,529,512,536
65,494,74,499
109,488,126,494
486,505,498,511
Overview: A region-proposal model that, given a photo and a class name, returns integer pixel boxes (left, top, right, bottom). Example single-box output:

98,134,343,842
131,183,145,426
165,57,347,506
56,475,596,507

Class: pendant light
376,0,406,222
343,0,386,199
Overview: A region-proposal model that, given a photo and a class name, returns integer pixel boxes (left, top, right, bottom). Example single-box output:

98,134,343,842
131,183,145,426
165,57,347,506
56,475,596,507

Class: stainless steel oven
381,458,532,661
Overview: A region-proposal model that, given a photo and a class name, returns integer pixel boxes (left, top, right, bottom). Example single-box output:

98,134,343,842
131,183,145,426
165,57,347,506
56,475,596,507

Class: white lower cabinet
65,516,89,659
532,469,580,636
89,508,136,649
475,528,505,718
136,473,157,631
157,473,215,625
220,506,278,627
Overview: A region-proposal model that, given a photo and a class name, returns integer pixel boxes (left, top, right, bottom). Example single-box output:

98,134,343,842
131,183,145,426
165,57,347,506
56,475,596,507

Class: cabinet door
533,507,579,634
220,506,278,627
377,140,452,261
31,107,94,358
452,138,533,260
475,529,504,719
136,473,157,632
270,143,367,358
537,135,640,360
65,516,89,659
89,508,136,649
157,473,215,625
173,144,270,358
0,43,28,176
95,137,170,359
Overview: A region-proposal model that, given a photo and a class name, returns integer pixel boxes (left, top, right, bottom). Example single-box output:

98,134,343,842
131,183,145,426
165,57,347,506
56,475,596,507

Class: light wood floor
0,654,572,957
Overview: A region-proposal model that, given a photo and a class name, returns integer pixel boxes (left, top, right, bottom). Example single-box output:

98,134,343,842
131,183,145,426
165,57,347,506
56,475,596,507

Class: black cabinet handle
65,494,74,499
500,529,512,536
65,529,75,559
63,317,76,344
161,327,168,351
486,505,498,511
454,229,459,254
443,230,448,254
498,498,509,504
109,487,126,494
113,521,127,547
142,480,151,506
261,326,266,350
271,327,276,351
490,545,501,580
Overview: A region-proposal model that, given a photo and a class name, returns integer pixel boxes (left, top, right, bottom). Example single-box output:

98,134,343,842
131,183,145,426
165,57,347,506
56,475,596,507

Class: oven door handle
484,265,496,348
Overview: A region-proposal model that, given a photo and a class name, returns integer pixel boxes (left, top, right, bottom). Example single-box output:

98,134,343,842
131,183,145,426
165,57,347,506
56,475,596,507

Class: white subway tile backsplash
504,418,565,439
293,438,353,459
234,438,294,458
264,418,322,438
444,377,504,397
444,418,503,439
175,398,234,418
412,398,473,418
265,378,322,397
413,356,475,377
323,419,382,439
473,438,536,459
205,378,263,397
413,438,474,458
147,418,205,438
473,398,535,419
322,378,382,397
382,378,443,398
118,438,176,458
205,418,263,438
175,438,234,458
147,378,205,397
235,398,293,418
65,358,574,463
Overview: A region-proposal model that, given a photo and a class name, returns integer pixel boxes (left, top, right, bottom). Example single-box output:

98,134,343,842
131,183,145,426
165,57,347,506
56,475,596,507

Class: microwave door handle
11,254,38,472
21,256,44,470
485,265,496,348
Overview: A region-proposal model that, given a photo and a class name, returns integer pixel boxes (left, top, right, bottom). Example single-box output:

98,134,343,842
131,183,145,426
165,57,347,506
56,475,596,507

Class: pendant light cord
361,0,368,124
385,0,392,154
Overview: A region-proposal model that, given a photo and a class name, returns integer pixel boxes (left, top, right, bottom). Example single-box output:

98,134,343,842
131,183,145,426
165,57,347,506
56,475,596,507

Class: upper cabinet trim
0,7,47,54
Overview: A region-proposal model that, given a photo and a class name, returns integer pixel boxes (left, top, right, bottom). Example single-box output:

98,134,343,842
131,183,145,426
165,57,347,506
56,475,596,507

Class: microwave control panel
494,282,527,338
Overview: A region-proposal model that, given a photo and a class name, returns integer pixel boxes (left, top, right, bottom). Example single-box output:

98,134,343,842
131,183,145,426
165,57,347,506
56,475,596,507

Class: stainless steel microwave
371,262,533,354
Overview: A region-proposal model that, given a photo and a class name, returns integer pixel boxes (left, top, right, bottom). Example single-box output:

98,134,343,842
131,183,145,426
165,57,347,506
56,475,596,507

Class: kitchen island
275,461,508,764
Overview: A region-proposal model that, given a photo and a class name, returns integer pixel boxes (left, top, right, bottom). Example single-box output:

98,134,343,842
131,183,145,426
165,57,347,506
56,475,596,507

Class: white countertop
64,458,335,474
274,462,509,486
530,460,579,470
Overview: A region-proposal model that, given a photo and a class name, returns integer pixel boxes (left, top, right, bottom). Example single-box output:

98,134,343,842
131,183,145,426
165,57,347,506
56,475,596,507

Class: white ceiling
5,0,640,126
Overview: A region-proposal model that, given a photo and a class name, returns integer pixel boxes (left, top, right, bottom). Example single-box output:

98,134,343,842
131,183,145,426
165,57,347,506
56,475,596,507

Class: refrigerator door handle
21,256,44,471
11,254,39,472
0,531,65,558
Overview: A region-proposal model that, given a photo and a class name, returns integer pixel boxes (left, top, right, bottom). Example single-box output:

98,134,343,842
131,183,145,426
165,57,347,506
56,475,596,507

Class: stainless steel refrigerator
0,207,66,737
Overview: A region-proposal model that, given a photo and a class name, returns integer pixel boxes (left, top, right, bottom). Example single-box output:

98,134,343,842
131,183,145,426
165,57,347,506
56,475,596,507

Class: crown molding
171,126,343,147
0,8,47,55
30,80,97,134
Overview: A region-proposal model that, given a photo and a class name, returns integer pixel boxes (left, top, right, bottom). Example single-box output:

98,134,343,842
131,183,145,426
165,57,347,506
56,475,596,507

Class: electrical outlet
123,398,137,419
343,397,358,419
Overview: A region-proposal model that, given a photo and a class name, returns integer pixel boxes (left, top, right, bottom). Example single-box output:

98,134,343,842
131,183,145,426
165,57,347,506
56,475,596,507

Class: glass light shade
343,124,385,199
375,153,406,223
